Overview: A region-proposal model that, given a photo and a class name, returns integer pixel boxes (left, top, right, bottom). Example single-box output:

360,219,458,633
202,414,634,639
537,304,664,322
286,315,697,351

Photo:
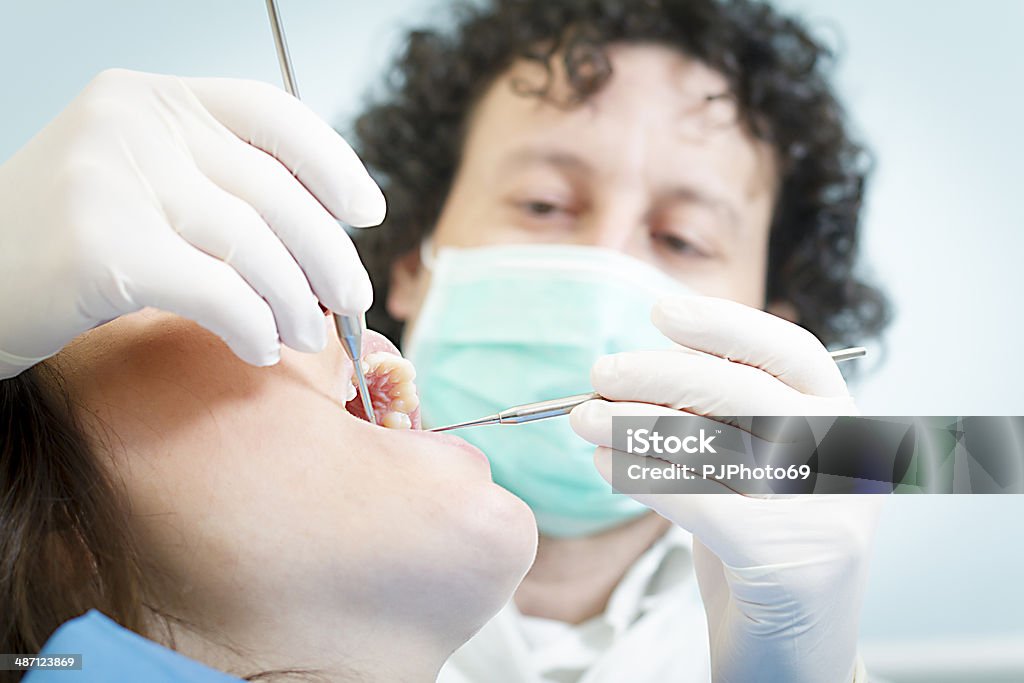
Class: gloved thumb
591,445,744,541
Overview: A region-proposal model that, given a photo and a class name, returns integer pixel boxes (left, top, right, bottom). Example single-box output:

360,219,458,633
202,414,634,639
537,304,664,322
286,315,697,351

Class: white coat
439,526,870,682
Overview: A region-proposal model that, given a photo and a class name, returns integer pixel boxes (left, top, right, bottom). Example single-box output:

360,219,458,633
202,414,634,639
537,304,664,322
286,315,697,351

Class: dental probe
265,0,377,424
428,346,868,432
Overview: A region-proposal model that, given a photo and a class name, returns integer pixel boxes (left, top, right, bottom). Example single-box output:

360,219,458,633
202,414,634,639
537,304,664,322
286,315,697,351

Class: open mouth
343,331,422,430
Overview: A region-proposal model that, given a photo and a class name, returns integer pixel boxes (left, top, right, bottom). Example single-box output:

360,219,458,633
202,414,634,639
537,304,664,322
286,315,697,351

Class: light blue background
2,0,1022,677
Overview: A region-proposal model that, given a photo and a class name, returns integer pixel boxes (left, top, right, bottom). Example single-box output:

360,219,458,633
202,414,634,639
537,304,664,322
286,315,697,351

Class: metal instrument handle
497,392,601,425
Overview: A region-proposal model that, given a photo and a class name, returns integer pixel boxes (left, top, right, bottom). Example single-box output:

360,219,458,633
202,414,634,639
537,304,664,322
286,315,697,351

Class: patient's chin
344,330,422,429
456,482,538,589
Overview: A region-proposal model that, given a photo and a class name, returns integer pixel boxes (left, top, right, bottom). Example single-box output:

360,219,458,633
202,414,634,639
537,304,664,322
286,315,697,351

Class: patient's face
59,310,537,647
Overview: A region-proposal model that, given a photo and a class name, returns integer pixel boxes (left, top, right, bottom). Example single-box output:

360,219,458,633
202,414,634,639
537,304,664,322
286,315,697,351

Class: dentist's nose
578,197,649,254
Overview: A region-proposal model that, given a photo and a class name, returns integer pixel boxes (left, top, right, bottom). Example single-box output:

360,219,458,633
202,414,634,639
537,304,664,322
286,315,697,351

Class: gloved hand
570,295,880,683
0,68,385,379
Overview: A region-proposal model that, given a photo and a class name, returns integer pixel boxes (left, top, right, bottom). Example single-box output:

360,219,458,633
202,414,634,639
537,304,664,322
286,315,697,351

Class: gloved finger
593,446,753,540
160,170,326,354
592,446,765,567
593,446,738,497
570,398,684,447
572,399,775,449
125,237,281,367
652,296,849,397
193,134,372,316
591,349,856,416
691,538,730,619
580,404,790,497
183,77,386,227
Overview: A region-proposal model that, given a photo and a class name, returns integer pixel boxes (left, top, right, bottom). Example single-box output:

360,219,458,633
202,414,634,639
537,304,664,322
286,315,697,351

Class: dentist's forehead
465,43,776,201
481,44,732,132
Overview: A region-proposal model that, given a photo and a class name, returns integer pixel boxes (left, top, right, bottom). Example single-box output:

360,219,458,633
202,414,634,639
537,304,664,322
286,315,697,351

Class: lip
335,325,487,469
407,429,491,470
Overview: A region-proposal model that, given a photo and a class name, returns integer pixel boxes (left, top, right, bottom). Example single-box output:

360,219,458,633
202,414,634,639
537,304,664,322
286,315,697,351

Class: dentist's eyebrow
498,148,594,176
663,185,742,232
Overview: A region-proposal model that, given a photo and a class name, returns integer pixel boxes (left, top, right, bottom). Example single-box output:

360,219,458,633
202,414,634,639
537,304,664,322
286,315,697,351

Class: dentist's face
388,43,779,326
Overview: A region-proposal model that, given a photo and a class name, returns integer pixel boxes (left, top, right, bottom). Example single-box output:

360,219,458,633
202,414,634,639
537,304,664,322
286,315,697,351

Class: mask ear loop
419,235,437,273
401,236,439,357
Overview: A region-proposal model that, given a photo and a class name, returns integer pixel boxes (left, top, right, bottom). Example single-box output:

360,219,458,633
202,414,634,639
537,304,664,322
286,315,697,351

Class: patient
0,309,538,681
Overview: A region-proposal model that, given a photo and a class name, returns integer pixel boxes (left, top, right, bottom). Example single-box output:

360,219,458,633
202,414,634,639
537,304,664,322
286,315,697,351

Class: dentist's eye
507,192,579,232
521,200,565,216
652,231,706,257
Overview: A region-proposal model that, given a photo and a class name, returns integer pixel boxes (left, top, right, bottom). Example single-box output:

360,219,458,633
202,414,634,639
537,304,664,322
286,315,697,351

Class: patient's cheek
346,352,421,429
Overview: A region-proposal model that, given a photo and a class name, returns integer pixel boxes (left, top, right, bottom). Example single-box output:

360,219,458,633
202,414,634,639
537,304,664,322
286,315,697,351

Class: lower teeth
381,411,412,429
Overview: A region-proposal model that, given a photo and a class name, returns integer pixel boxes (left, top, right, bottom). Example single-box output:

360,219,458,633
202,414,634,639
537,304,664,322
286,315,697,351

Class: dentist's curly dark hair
351,0,890,348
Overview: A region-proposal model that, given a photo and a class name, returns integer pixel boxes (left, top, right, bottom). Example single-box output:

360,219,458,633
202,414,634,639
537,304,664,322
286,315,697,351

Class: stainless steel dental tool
265,0,377,424
428,346,868,433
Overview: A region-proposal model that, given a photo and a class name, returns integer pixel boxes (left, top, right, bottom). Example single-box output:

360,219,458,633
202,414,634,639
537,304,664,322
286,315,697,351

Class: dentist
351,0,889,681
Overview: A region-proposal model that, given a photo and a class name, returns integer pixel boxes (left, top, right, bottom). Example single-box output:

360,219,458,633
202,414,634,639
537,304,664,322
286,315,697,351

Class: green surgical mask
404,243,691,537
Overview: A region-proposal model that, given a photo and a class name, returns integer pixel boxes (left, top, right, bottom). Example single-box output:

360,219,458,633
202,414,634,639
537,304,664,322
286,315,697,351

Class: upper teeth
353,352,420,429
365,352,416,381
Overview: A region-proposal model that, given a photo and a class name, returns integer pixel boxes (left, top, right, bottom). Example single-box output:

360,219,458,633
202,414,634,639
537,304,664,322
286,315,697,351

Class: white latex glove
0,68,386,378
571,295,881,683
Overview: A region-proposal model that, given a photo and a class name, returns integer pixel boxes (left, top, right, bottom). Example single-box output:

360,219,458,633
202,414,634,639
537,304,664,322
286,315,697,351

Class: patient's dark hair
0,363,145,683
0,367,312,682
352,0,890,347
